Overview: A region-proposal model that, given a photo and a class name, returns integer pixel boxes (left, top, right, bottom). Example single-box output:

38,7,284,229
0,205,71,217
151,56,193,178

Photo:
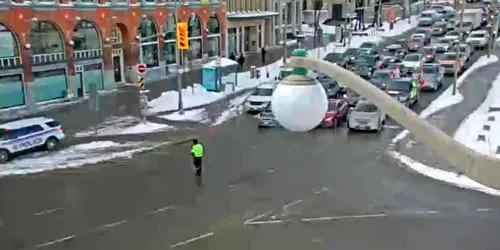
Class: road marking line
170,232,215,248
284,199,303,209
245,219,284,225
33,207,63,216
477,208,492,212
148,205,175,215
101,219,127,229
244,211,272,224
301,213,388,222
313,187,329,195
35,235,75,248
424,210,440,214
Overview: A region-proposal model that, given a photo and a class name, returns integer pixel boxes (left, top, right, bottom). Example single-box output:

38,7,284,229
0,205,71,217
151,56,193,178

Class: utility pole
459,0,464,41
282,2,288,65
408,0,412,24
176,0,185,115
453,39,459,96
313,0,323,59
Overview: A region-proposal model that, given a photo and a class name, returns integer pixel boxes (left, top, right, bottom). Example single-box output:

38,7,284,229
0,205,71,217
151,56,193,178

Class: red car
320,99,349,128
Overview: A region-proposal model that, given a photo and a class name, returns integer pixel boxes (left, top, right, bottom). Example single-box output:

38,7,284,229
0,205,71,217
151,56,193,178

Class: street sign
137,64,147,74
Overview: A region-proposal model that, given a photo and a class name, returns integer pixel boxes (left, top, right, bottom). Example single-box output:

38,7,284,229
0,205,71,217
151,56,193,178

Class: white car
433,37,454,52
444,30,461,41
245,82,276,112
466,30,489,49
419,9,440,23
0,117,65,163
401,53,424,74
348,100,386,132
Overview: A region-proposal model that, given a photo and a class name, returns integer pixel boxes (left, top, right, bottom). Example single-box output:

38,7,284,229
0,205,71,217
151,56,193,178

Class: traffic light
136,76,144,88
176,22,189,50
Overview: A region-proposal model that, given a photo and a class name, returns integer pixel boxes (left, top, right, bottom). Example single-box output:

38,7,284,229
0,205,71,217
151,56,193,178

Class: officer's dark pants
193,157,202,176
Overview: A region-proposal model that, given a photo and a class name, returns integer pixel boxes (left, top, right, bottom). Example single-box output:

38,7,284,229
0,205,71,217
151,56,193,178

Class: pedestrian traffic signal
176,22,189,50
136,76,144,88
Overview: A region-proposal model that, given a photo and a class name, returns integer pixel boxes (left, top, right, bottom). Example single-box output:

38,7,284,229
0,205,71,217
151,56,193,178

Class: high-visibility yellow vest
191,144,203,157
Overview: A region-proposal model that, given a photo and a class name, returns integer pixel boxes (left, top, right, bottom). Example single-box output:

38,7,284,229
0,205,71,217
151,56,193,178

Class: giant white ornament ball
271,79,328,132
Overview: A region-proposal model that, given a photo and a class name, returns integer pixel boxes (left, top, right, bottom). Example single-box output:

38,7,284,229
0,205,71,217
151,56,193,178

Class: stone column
236,26,240,54
64,34,76,101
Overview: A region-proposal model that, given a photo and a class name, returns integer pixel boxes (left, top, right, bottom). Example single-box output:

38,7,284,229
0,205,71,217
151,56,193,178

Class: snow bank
204,58,238,68
148,84,224,113
74,116,174,137
454,69,500,157
389,151,500,196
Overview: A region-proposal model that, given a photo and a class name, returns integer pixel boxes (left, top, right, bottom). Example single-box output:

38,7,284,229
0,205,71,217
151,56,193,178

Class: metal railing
31,52,66,65
0,56,22,70
74,49,102,61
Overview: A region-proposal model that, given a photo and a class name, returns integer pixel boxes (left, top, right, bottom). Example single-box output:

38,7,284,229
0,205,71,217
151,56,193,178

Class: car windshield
435,22,447,28
386,80,412,91
422,66,438,73
430,5,444,10
360,42,375,48
410,37,423,42
344,48,358,56
469,33,485,38
404,54,420,61
447,31,458,36
354,102,378,112
253,88,273,96
441,53,458,60
436,38,449,44
415,29,427,34
421,13,433,18
459,46,468,52
373,71,391,78
325,53,343,62
328,102,337,111
463,22,473,27
418,22,432,27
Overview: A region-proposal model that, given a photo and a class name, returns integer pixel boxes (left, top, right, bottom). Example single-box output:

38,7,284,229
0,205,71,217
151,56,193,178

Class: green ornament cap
291,49,308,76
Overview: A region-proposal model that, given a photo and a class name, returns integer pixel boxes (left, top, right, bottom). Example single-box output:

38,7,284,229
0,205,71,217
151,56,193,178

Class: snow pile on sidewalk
0,141,167,176
148,84,224,113
388,55,500,196
378,16,419,37
454,69,500,157
74,116,174,137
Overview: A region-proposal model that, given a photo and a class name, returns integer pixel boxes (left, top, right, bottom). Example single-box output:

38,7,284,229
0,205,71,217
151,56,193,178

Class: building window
164,14,176,65
258,25,262,48
30,21,65,55
110,25,123,44
228,28,237,56
188,15,202,60
73,20,100,51
80,0,97,3
207,14,220,57
143,0,155,3
164,42,176,64
138,17,159,68
0,24,18,58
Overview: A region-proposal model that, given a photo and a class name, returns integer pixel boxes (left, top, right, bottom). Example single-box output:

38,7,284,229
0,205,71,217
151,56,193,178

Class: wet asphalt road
2,20,500,250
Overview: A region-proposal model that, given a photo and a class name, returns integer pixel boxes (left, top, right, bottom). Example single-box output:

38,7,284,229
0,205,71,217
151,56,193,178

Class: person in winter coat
237,54,245,71
261,46,267,65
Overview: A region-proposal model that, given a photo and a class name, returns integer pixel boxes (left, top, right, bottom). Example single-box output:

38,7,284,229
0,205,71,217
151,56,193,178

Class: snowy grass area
389,151,500,197
392,55,499,144
74,116,174,137
0,141,168,176
388,55,500,195
454,69,500,157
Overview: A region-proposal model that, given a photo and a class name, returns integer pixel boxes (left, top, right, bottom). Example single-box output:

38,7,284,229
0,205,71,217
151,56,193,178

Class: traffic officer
191,139,204,176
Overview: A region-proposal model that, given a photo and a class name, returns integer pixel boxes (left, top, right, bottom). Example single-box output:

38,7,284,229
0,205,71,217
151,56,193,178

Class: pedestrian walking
237,53,245,71
191,139,204,176
229,53,236,62
261,46,267,65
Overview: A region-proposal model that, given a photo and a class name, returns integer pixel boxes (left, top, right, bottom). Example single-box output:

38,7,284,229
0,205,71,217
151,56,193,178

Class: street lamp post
459,0,464,41
453,39,460,96
313,0,323,58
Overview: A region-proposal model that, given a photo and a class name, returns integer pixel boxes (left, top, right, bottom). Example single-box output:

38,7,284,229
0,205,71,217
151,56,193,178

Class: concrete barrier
287,56,500,190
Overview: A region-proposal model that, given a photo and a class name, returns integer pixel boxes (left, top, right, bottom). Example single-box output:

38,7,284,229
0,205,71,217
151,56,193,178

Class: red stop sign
137,64,147,74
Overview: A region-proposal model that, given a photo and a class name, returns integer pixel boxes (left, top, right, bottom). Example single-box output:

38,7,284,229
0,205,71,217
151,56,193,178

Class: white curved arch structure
288,56,500,190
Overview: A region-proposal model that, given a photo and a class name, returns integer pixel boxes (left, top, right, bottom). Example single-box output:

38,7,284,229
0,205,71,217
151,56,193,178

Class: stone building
225,0,302,56
0,0,225,111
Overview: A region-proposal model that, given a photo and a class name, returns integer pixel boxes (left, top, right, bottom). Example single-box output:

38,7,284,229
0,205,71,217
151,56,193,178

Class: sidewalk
393,49,500,174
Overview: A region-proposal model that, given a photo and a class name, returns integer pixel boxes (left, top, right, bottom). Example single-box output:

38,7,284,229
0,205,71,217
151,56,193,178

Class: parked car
258,103,279,128
422,46,437,62
438,7,456,20
316,73,342,98
320,99,349,128
348,100,386,132
418,63,445,91
370,69,396,87
437,52,466,74
342,48,361,65
419,9,440,23
358,41,380,54
0,117,65,163
454,21,474,35
245,82,275,113
412,27,432,44
394,48,408,61
402,53,424,74
455,43,473,61
384,77,420,107
345,88,361,107
408,37,425,52
324,52,346,67
384,43,404,53
432,21,448,36
434,37,455,53
466,30,489,49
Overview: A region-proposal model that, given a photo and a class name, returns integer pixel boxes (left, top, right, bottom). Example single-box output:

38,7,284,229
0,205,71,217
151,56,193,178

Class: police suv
0,117,65,163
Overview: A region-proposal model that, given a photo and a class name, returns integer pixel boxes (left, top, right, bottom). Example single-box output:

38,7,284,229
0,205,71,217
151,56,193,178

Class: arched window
73,20,101,61
0,23,24,109
164,14,176,65
30,21,65,55
138,17,159,68
207,15,220,57
187,15,202,60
